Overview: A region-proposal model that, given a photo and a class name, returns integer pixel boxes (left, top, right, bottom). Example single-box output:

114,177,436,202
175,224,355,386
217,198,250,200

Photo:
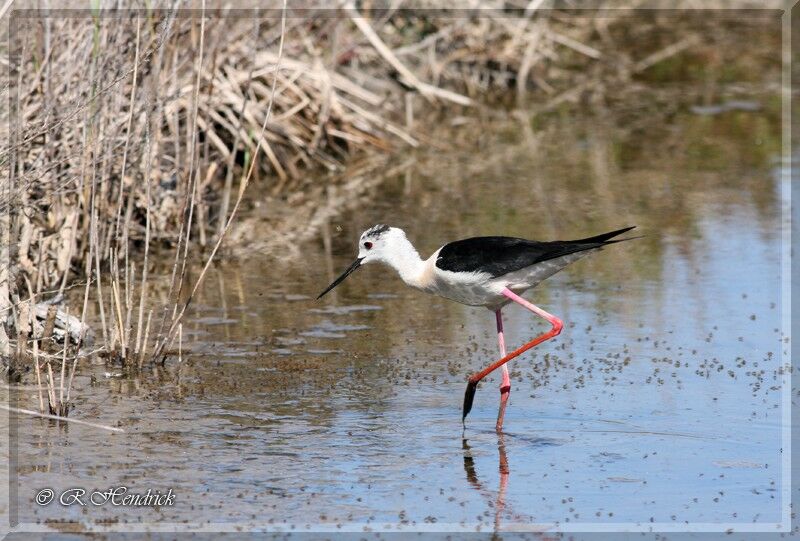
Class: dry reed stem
44,355,56,413
113,16,141,249
32,335,43,413
0,404,123,433
59,316,68,407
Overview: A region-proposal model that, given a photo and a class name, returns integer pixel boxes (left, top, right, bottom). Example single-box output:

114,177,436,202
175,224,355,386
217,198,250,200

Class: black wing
435,226,636,278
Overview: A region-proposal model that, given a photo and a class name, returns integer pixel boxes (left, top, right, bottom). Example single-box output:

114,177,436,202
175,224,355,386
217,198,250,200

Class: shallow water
9,95,787,533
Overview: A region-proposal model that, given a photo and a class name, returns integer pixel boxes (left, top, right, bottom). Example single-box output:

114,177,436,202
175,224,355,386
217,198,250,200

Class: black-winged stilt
318,224,638,431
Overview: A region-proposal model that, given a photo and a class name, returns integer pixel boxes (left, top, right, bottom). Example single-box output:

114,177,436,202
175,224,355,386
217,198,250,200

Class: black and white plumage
436,227,635,277
318,225,636,310
318,224,639,430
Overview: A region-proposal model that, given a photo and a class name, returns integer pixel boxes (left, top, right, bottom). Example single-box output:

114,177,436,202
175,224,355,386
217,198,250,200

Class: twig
633,35,700,73
547,29,602,59
0,404,124,433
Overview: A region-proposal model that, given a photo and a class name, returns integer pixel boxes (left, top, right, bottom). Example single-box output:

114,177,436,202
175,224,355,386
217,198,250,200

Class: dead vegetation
0,3,781,419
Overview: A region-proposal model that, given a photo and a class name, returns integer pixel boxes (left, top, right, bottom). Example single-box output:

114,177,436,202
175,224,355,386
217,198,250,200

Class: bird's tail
573,225,640,245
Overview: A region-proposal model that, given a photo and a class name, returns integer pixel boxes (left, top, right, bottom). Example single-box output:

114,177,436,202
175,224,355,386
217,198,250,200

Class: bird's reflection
462,433,510,532
462,437,481,488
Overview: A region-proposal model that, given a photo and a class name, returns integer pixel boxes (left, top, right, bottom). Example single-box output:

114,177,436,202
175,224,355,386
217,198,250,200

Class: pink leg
495,310,511,432
463,287,563,423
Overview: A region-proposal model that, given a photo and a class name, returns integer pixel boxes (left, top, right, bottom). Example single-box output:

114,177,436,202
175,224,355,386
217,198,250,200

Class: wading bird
317,224,638,432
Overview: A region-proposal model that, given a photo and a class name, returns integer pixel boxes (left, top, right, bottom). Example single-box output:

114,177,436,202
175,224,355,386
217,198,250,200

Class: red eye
364,241,373,249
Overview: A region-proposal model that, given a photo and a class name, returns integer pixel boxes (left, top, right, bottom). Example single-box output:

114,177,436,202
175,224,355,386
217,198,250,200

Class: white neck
382,236,427,288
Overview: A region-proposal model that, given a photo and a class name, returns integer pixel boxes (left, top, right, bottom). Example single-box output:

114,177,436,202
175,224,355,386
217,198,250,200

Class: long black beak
317,258,363,299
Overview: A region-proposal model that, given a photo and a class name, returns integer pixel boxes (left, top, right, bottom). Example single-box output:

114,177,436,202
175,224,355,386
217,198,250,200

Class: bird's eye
364,241,373,250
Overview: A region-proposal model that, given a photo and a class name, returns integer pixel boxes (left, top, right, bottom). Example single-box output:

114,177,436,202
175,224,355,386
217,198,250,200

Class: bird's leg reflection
462,433,511,532
495,432,509,530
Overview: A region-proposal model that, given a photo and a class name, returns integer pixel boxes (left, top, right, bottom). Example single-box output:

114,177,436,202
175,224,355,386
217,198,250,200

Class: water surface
9,93,787,533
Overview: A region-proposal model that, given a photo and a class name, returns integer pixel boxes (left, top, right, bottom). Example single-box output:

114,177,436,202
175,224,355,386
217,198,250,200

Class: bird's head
317,224,405,299
357,224,408,265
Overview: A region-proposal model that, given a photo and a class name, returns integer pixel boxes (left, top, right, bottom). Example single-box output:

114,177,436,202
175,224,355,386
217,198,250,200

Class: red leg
463,288,563,423
495,309,511,432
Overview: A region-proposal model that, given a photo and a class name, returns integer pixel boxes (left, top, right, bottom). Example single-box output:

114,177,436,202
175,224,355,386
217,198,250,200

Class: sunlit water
9,96,787,534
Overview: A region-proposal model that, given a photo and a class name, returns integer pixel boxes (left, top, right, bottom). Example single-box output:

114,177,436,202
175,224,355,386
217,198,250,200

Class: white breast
404,251,495,307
